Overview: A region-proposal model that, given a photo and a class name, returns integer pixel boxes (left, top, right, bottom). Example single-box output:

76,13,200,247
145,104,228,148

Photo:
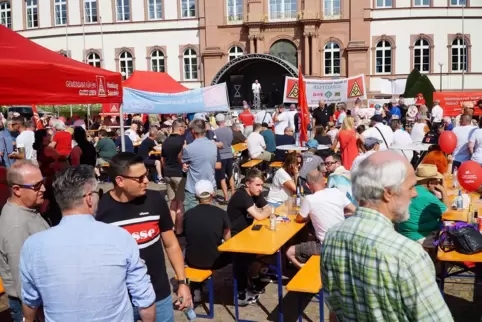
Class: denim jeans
184,191,198,212
133,295,174,322
8,297,23,322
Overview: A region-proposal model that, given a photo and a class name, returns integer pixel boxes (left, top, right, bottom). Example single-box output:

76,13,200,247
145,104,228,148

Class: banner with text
433,92,482,117
283,74,367,106
123,83,230,114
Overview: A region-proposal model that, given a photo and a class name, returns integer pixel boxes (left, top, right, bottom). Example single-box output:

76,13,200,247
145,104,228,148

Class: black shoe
250,277,266,294
237,290,259,306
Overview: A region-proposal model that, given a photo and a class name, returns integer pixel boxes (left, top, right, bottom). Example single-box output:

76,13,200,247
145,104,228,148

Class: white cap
215,114,226,122
195,180,214,199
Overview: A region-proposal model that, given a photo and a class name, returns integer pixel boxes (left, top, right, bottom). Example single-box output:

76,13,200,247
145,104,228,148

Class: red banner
100,103,121,116
433,92,482,117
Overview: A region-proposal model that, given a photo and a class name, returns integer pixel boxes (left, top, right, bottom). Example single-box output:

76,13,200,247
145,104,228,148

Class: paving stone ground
1,183,481,321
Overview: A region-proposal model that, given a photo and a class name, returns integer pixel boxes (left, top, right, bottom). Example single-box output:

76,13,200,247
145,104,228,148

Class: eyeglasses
324,161,338,166
11,178,45,191
83,190,102,198
121,172,149,183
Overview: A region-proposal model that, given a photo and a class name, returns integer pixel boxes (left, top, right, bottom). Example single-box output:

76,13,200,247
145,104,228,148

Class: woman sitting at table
396,164,448,252
266,152,302,207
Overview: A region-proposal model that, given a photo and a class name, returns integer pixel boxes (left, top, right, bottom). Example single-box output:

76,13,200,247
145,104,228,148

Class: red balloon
457,161,482,192
439,131,457,154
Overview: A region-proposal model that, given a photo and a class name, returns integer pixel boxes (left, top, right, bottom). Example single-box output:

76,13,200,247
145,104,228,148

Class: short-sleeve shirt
183,204,230,269
274,112,290,135
227,188,268,235
470,128,482,164
232,130,246,145
96,137,117,161
299,151,324,179
161,134,184,178
214,127,233,160
247,132,266,158
53,131,72,157
312,107,332,127
182,137,218,193
453,125,477,162
261,130,276,153
16,130,35,160
238,111,255,127
115,135,134,153
96,190,174,301
138,137,156,159
266,168,292,204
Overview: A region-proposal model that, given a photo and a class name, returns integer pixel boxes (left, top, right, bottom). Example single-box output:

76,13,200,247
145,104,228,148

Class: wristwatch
177,278,190,286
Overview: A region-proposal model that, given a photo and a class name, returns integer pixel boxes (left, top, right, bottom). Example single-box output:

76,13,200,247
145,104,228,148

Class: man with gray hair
214,114,235,204
0,160,48,322
321,151,453,322
19,165,157,322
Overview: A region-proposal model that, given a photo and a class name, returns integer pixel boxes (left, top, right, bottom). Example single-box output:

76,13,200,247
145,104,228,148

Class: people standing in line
286,169,355,268
97,153,192,321
238,105,255,137
182,119,220,211
20,165,157,322
0,161,48,322
273,104,290,136
138,127,164,184
312,100,332,128
50,121,72,158
162,120,187,235
453,114,477,170
247,123,273,162
331,116,361,170
322,151,453,322
214,114,235,204
12,119,35,161
232,123,247,145
227,169,271,306
70,127,96,167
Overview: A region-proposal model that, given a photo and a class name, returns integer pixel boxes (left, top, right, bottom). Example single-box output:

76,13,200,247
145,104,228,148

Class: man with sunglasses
0,160,48,322
97,153,192,322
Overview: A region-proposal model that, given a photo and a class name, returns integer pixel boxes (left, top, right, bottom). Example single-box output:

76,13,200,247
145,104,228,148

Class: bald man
0,160,49,322
321,151,453,322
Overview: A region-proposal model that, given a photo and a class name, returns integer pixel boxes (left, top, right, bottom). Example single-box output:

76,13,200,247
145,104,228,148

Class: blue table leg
319,289,324,322
276,250,284,322
233,269,239,321
298,294,303,322
439,261,446,298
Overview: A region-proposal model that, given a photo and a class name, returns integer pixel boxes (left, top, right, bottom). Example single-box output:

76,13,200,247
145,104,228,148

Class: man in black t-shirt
161,120,187,235
312,100,332,128
227,169,271,306
96,152,192,321
138,127,163,184
183,180,231,302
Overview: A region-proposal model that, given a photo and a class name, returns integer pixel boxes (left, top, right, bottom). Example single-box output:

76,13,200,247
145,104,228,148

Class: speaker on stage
229,75,244,107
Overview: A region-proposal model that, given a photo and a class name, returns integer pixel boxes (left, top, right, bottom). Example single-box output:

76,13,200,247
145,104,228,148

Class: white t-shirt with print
299,188,351,243
274,112,290,135
16,130,36,161
453,125,477,162
267,168,293,204
247,132,266,158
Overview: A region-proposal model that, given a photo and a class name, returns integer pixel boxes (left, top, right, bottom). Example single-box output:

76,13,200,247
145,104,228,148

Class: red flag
298,66,309,145
32,105,43,130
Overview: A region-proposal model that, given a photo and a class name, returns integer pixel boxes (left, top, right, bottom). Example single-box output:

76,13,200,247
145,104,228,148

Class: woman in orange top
331,116,363,170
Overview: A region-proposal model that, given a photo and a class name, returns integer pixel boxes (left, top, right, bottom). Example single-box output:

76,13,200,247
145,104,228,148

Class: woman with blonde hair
331,116,362,169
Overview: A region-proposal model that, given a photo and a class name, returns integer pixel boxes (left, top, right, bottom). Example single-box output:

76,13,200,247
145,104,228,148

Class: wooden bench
0,277,4,294
184,267,214,319
286,255,323,322
241,159,263,168
269,161,283,168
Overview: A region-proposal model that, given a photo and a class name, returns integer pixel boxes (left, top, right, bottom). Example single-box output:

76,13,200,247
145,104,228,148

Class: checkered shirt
321,207,454,322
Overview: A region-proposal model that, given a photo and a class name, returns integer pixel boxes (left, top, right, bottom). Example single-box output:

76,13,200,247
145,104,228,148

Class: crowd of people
0,96,479,321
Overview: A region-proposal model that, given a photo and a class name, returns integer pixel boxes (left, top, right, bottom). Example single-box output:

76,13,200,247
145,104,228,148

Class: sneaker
218,199,229,206
237,290,259,307
250,277,266,294
193,289,202,303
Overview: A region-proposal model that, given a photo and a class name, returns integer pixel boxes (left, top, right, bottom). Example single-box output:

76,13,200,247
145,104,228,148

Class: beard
393,199,411,223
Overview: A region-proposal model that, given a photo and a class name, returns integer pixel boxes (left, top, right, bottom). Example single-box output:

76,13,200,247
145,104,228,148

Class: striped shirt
321,207,453,322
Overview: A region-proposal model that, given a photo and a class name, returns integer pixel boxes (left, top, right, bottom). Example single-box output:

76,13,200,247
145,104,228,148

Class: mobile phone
252,224,262,231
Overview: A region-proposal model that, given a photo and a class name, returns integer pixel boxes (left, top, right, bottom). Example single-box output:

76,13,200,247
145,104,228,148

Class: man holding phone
227,169,271,306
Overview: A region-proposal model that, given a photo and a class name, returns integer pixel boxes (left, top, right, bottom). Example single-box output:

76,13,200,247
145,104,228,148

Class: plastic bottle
456,190,463,210
270,207,277,231
295,185,302,208
179,297,196,321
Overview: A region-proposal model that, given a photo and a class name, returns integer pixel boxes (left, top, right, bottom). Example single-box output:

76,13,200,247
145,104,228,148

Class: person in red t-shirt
238,104,255,137
51,121,72,157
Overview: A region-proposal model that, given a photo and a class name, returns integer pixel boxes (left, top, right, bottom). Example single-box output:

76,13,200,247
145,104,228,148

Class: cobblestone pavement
1,183,481,321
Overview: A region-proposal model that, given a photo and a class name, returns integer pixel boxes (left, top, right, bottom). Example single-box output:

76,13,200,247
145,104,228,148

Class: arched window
119,51,133,80
0,2,12,29
228,46,243,61
413,39,430,73
375,40,392,74
269,0,297,20
151,50,165,72
451,38,467,72
183,48,198,80
269,39,298,67
324,42,341,76
87,52,101,68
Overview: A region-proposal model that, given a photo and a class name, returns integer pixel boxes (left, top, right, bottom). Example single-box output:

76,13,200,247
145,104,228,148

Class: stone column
249,36,255,54
304,33,310,75
311,33,319,76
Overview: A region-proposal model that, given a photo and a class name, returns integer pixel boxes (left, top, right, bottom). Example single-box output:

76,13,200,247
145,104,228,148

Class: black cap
371,114,384,123
262,122,269,128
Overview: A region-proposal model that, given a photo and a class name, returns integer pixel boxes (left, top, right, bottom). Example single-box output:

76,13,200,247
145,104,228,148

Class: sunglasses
121,172,149,183
11,178,45,191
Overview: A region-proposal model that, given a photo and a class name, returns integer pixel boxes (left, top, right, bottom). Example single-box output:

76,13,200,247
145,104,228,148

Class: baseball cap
195,180,214,199
370,114,384,123
306,139,318,149
215,114,226,122
364,137,382,149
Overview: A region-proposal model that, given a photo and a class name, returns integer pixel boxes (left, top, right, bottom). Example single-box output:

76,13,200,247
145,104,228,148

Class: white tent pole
120,104,126,152
70,105,73,117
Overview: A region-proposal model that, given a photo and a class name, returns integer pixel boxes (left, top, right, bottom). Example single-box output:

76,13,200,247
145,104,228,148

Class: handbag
438,224,482,255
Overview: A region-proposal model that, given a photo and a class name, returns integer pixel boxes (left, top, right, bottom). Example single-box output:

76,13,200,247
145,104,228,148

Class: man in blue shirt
261,122,276,153
0,118,20,168
19,166,156,322
390,100,401,121
114,129,134,153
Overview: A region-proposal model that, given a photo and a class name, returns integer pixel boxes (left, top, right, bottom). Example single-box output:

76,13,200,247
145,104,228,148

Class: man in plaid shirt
321,151,453,322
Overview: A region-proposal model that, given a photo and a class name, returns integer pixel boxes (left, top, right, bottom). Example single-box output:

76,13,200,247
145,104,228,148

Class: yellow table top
149,151,161,155
438,248,482,263
442,209,469,222
218,214,305,255
232,143,247,153
0,277,4,294
286,255,322,293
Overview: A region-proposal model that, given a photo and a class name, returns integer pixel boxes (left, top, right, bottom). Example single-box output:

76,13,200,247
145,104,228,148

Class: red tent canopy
0,25,123,105
123,71,189,93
